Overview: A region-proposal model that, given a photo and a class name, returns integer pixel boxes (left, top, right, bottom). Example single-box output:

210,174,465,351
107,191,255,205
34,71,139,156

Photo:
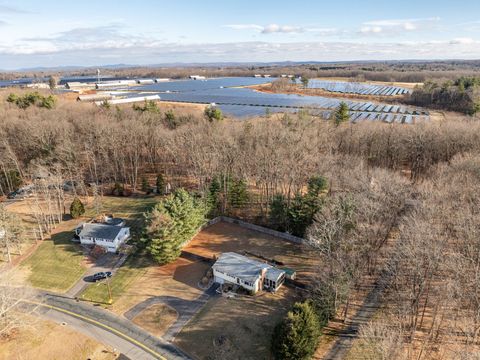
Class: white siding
212,269,260,293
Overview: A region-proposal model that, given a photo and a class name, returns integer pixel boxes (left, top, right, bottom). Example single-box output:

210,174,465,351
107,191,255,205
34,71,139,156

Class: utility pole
105,277,112,304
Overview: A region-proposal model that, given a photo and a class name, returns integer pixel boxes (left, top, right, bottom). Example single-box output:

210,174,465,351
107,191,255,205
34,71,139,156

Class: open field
83,195,158,237
99,256,208,314
132,303,178,338
0,315,116,360
169,221,316,359
19,220,87,292
80,253,153,304
184,221,320,281
176,287,300,360
15,196,157,292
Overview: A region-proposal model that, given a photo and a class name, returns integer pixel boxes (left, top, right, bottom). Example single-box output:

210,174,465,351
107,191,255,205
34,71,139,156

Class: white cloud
2,37,480,69
261,24,304,34
450,37,475,44
359,17,440,36
0,5,30,14
223,24,263,31
224,23,305,34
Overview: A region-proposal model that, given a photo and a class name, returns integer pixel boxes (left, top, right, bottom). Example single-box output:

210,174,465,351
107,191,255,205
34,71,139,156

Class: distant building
75,223,130,253
94,95,160,106
212,252,285,294
77,94,113,102
136,79,155,85
26,83,50,89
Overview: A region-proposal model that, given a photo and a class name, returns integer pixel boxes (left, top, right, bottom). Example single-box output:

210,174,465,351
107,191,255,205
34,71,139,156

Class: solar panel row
307,80,411,96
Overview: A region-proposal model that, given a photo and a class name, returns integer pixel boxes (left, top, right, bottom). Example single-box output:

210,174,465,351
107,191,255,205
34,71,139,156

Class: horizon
1,0,480,70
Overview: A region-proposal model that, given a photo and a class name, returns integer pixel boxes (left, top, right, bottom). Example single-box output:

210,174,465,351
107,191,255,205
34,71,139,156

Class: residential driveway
66,252,128,298
124,284,219,342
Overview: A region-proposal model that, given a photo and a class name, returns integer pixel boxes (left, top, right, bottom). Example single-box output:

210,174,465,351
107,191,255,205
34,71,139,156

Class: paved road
26,292,192,360
35,305,156,360
65,252,128,298
124,284,219,342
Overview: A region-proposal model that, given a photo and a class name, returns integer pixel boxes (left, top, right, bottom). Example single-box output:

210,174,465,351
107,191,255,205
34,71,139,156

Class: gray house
76,223,130,253
212,252,285,294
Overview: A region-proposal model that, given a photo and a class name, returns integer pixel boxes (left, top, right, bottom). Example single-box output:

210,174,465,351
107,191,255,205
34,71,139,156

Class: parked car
92,271,112,282
7,191,18,199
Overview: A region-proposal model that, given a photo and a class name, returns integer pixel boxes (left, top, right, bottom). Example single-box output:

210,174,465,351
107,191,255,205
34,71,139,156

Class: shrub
204,106,223,122
70,197,85,218
6,92,56,110
272,301,321,360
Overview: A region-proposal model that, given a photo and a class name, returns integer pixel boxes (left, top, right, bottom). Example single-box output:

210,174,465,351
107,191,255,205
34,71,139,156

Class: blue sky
1,0,480,69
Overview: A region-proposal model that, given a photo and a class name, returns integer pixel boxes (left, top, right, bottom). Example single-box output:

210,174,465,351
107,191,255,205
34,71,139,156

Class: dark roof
79,223,123,240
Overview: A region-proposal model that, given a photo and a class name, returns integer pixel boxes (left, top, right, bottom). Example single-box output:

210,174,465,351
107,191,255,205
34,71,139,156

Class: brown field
112,257,209,315
173,221,318,359
0,316,116,360
175,287,300,360
132,303,178,338
184,221,320,282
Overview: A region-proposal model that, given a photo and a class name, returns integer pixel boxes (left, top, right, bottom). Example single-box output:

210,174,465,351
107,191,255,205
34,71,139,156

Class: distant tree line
407,76,480,114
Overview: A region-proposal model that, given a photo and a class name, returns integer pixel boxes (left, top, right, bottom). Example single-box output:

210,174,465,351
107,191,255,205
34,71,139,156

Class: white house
212,252,285,294
76,223,130,253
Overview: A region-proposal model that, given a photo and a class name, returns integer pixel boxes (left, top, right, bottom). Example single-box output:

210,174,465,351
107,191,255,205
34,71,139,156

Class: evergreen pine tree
70,197,85,218
207,177,221,214
228,178,249,208
143,189,206,264
156,173,165,195
332,102,350,126
272,301,321,360
141,177,149,193
269,194,288,232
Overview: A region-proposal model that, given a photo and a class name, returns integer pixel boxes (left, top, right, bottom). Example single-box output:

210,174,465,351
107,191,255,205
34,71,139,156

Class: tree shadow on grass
172,261,210,289
50,230,84,254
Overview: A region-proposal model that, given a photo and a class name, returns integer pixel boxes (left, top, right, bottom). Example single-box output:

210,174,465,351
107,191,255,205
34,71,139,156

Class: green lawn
80,254,153,304
85,196,158,237
20,196,159,293
20,229,86,292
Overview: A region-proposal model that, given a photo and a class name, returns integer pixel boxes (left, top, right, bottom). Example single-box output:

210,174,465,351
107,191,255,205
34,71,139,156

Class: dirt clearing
184,221,319,281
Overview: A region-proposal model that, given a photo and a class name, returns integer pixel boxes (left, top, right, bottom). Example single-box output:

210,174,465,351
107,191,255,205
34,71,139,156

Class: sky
1,0,480,69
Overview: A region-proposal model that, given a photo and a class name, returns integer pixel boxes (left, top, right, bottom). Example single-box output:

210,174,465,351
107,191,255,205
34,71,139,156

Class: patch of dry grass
0,315,116,360
132,303,178,337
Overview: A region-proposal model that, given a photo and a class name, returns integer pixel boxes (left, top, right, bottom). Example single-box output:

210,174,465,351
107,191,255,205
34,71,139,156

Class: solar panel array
306,80,411,96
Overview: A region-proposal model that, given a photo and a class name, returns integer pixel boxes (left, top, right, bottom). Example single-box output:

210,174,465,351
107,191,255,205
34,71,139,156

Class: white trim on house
76,223,130,253
212,252,285,294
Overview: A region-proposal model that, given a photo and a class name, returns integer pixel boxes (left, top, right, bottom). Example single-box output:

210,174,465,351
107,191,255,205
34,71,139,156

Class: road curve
25,292,192,360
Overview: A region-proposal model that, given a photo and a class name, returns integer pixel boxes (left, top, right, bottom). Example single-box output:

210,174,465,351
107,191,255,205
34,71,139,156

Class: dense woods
355,153,480,359
2,89,480,358
408,77,480,114
3,60,480,83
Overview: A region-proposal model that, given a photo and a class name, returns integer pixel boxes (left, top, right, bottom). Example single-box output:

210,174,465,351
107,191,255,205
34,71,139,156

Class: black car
92,271,112,282
7,191,17,199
